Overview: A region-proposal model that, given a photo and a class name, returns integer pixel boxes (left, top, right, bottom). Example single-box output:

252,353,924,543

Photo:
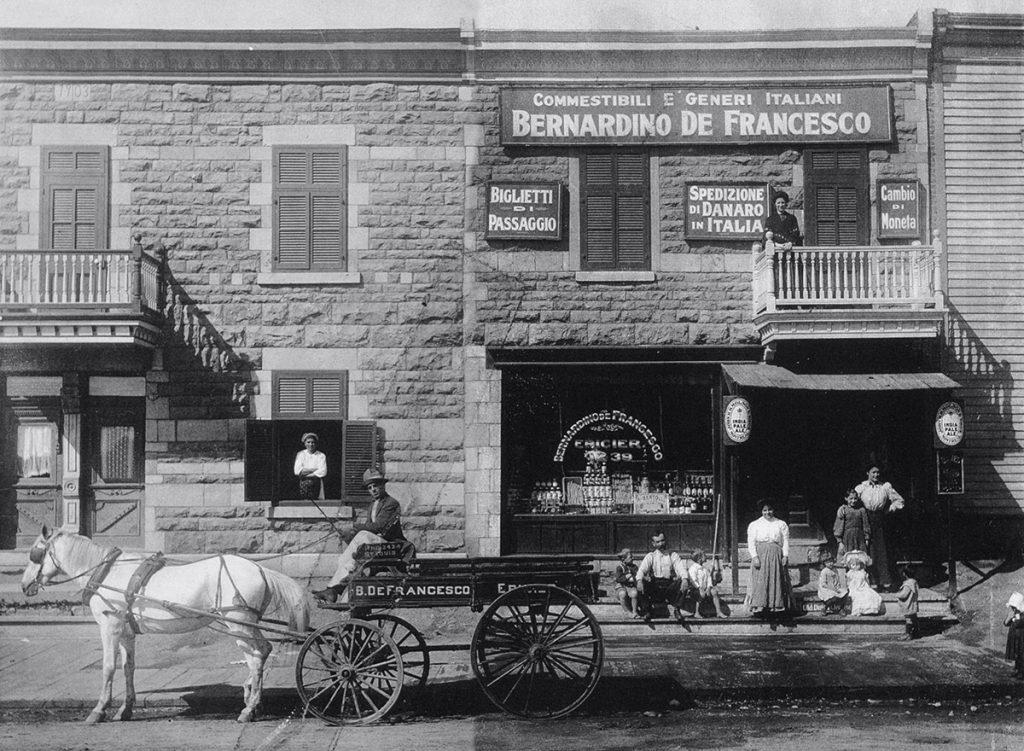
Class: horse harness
81,550,167,634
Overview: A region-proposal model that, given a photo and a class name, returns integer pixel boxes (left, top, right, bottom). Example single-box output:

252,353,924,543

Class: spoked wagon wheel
368,613,430,687
471,584,603,718
295,618,404,725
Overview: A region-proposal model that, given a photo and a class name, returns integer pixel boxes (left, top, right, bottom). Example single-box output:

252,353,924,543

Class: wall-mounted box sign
500,86,894,146
486,182,562,240
686,183,769,239
877,179,923,240
937,451,964,495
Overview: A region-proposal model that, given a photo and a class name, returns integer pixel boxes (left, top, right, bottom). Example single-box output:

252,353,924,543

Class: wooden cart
296,543,603,725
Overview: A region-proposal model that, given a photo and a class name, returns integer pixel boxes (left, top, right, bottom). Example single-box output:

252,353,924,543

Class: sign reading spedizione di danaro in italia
500,86,893,145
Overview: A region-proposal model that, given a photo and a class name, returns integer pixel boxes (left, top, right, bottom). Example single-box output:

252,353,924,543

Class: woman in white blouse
294,432,327,500
746,500,791,615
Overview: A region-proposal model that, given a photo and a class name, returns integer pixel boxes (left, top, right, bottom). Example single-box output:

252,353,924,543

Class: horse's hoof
85,711,106,725
236,711,254,723
114,708,132,721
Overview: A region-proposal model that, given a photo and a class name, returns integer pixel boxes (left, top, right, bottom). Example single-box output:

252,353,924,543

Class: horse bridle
27,536,62,587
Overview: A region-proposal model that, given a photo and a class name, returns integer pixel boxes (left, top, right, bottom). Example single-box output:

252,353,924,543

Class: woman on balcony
763,191,803,250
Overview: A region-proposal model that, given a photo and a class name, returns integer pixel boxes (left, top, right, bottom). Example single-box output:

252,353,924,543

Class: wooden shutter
272,372,348,419
40,146,108,251
244,420,277,502
342,420,380,499
804,149,868,245
273,146,347,271
581,151,650,270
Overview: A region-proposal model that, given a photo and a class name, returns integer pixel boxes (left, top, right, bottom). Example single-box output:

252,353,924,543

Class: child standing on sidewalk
1004,592,1024,679
895,564,920,640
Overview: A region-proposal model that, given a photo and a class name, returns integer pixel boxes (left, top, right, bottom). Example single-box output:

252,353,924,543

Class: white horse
20,525,311,724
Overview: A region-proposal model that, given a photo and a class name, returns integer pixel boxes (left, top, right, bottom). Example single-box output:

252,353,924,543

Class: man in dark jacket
313,466,406,602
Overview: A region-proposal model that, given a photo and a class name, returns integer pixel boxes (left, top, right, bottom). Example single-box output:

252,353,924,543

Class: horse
20,525,311,724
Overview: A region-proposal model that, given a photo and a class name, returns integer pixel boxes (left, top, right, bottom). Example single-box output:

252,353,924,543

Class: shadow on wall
944,302,1022,560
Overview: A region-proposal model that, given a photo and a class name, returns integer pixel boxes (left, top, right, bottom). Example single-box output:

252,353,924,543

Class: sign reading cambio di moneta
877,179,923,240
500,86,893,145
486,182,562,240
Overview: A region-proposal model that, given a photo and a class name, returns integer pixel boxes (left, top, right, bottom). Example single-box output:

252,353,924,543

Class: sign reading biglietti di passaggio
500,86,893,145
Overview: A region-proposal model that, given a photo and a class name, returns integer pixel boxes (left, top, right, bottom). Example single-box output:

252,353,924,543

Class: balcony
752,241,946,345
0,236,165,348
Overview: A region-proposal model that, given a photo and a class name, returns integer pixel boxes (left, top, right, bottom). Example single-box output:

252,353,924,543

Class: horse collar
81,548,123,606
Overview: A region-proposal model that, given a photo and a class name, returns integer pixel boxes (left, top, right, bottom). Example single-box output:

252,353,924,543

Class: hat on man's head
301,432,318,444
1008,592,1024,611
617,548,631,559
362,466,387,487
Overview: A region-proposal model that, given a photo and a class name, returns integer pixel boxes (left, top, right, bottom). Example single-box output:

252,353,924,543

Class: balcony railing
0,237,164,315
753,241,944,315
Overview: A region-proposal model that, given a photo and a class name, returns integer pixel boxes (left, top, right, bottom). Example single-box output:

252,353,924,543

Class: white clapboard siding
943,60,1024,514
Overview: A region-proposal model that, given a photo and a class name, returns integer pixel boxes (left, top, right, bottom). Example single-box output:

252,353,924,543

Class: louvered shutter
581,151,650,269
273,372,348,420
273,147,347,271
41,146,108,251
342,420,380,499
244,420,277,502
804,149,868,245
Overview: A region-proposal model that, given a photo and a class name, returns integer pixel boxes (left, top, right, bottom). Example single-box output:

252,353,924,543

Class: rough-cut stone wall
0,80,481,555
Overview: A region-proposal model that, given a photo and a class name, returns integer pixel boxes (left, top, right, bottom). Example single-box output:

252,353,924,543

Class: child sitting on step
817,550,847,616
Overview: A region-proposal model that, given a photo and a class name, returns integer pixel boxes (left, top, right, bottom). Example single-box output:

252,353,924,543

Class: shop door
85,398,145,548
1,401,62,548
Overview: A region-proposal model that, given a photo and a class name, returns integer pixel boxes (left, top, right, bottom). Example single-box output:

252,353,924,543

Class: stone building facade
0,14,999,572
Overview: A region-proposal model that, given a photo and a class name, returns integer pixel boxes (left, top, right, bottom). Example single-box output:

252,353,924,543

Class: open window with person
244,371,380,505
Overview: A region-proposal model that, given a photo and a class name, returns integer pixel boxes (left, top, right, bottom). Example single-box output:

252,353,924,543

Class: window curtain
18,425,53,478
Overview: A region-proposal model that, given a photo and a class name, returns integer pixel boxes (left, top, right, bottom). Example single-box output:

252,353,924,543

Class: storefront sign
723,396,752,445
934,401,965,448
500,86,893,145
937,451,964,495
686,183,769,239
553,409,663,463
877,179,923,240
486,182,562,240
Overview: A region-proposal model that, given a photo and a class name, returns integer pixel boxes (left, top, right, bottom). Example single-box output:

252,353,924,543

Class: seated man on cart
314,466,408,603
636,532,691,622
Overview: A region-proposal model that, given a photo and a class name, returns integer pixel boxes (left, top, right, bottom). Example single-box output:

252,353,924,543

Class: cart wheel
295,618,404,724
471,584,603,718
368,613,430,687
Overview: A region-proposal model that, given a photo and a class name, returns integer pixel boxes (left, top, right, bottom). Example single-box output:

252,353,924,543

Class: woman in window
294,432,327,500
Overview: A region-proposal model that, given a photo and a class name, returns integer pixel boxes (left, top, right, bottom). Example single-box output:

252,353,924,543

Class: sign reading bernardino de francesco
500,86,893,146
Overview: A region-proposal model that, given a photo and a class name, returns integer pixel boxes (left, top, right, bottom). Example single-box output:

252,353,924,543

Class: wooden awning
722,363,960,391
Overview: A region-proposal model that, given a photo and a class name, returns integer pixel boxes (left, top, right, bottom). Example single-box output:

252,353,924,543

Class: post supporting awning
722,363,961,391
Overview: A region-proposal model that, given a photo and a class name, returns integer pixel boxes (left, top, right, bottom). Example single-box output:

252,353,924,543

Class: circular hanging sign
934,401,964,447
724,397,752,444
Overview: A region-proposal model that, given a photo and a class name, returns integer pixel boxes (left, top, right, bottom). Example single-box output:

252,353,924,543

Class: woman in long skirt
746,500,791,615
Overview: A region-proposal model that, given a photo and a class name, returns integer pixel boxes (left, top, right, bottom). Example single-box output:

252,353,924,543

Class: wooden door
85,398,144,548
2,401,62,548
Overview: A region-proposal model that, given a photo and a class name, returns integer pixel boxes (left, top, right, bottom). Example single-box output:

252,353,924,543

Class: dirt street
4,700,1024,751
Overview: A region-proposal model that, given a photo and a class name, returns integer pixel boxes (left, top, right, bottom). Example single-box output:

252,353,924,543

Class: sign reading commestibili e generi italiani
500,86,893,145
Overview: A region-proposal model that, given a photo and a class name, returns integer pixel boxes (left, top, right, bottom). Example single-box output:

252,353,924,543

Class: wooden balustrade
752,241,943,314
0,238,164,313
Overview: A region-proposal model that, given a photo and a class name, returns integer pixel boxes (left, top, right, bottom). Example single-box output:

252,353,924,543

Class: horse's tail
261,567,311,633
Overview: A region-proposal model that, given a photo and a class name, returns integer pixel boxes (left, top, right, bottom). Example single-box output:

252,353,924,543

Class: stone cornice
0,27,467,82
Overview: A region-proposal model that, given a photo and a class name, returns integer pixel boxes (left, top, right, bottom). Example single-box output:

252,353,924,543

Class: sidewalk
2,612,1021,716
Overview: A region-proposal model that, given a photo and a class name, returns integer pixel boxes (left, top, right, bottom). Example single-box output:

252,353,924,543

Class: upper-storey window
245,370,379,504
40,146,109,250
804,148,869,246
273,146,348,272
581,150,650,270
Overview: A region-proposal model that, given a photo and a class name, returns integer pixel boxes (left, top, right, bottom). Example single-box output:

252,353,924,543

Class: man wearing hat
313,466,407,603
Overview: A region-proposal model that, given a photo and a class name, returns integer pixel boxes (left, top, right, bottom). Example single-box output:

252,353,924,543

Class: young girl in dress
833,488,871,559
1004,592,1024,679
845,550,884,616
